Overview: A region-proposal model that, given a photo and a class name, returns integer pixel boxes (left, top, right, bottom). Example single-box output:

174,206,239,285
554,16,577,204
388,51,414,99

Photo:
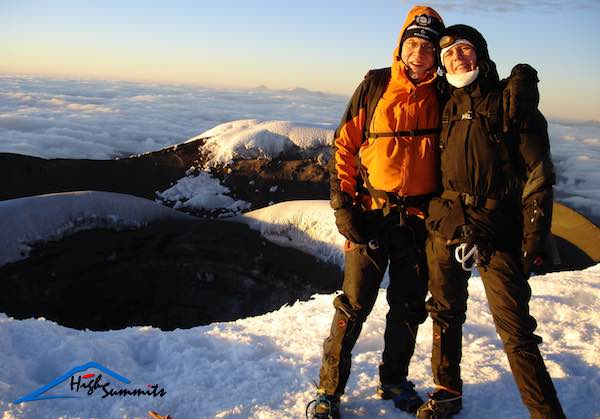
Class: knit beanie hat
401,13,444,46
438,24,490,66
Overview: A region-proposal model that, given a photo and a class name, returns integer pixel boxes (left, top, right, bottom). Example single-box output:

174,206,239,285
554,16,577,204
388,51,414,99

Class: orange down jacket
330,6,442,210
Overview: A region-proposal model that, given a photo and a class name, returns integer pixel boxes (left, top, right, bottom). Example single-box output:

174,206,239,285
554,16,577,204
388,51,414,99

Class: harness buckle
461,193,484,207
460,111,473,120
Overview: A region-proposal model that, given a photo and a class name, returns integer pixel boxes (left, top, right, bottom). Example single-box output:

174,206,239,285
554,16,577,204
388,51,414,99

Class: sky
1,0,600,121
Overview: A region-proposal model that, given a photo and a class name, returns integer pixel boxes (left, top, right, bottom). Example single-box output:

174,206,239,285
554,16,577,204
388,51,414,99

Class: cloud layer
1,75,599,221
0,76,346,159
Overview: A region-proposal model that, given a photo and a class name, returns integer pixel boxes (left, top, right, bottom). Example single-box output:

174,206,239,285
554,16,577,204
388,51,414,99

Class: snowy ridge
157,120,334,214
236,200,345,268
190,119,334,167
156,170,251,215
0,191,191,268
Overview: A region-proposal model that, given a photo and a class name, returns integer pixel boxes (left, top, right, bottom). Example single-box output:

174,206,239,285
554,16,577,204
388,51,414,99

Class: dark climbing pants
426,232,565,418
319,211,428,395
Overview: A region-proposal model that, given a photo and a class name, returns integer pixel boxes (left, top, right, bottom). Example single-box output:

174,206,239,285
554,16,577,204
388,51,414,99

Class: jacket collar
390,59,438,92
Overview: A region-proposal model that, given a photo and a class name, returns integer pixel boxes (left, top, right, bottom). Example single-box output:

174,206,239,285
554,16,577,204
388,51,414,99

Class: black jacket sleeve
519,110,555,257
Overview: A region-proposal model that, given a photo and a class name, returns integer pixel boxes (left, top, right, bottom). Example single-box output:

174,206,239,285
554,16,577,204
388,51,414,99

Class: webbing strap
367,127,441,139
356,158,388,211
441,190,504,210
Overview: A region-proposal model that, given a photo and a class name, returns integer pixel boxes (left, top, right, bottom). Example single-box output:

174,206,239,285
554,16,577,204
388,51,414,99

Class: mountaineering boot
376,378,424,413
416,387,462,419
306,389,340,419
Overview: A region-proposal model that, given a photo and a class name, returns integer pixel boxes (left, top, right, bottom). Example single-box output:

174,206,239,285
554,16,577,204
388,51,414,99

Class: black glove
334,206,367,244
502,64,540,132
522,235,545,277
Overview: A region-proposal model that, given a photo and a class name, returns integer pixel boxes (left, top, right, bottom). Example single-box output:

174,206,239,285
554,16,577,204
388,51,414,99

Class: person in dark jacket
416,25,565,419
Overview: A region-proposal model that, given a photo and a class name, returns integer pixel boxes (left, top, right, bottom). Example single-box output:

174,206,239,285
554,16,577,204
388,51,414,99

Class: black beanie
438,24,490,63
401,13,445,46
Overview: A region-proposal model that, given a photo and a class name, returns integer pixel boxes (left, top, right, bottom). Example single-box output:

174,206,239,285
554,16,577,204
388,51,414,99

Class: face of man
400,37,436,82
442,43,478,75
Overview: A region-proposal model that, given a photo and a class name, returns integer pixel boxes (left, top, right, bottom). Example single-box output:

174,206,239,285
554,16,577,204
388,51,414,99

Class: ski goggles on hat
439,37,475,60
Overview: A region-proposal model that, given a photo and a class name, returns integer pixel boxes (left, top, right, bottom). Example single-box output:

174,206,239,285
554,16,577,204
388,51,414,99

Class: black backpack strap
439,99,455,150
480,91,525,197
479,90,503,142
368,127,441,139
363,67,391,143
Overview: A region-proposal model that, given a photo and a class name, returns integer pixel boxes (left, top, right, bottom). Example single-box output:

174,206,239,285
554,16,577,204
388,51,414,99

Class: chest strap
367,127,441,139
387,193,432,209
441,190,504,210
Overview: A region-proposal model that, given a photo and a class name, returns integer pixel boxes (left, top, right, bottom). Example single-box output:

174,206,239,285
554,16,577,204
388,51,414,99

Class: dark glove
502,64,540,132
522,235,545,277
334,206,367,244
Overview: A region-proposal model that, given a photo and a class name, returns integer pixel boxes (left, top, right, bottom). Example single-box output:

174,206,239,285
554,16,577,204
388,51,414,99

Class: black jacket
428,65,555,250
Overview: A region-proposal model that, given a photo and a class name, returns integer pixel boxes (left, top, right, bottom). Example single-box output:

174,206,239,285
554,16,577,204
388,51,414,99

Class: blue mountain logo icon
13,361,131,403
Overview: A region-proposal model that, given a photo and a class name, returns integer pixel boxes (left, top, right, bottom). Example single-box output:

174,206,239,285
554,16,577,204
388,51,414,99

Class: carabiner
454,242,480,271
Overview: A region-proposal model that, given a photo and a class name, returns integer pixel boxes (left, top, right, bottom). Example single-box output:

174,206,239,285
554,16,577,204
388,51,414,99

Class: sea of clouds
1,75,599,220
0,76,346,159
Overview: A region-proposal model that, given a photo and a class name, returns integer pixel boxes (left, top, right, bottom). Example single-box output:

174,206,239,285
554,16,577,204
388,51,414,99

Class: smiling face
442,43,478,75
400,37,436,82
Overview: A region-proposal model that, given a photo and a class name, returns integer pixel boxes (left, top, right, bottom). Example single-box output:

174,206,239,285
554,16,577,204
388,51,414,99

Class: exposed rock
0,138,330,206
0,219,341,330
0,140,206,201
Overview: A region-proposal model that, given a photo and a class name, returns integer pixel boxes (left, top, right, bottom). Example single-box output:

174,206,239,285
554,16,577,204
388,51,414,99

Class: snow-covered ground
0,198,600,418
0,197,598,418
0,77,599,418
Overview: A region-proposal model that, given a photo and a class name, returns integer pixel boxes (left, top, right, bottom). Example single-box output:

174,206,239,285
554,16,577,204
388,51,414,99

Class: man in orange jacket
309,6,445,419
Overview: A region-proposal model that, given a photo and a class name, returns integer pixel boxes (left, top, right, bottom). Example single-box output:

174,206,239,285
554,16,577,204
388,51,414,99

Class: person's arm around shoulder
519,109,555,276
501,64,540,132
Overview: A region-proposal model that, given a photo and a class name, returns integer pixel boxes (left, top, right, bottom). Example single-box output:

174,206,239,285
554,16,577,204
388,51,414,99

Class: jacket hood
393,5,444,84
